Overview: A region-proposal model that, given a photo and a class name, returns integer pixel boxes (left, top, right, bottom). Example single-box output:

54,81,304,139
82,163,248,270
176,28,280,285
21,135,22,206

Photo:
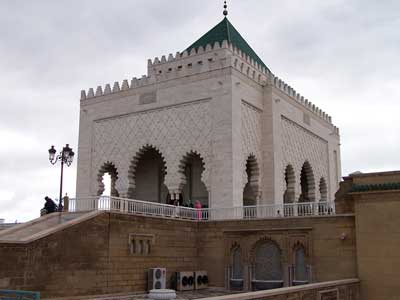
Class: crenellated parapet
147,39,274,87
148,40,273,81
81,75,154,102
272,76,339,134
80,39,339,133
80,40,271,100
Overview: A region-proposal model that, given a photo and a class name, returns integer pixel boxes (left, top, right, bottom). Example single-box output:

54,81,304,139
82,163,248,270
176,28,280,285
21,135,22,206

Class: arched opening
102,174,112,196
283,165,295,203
243,155,259,206
298,161,315,202
180,152,208,208
319,177,328,202
97,162,119,197
128,146,168,203
293,246,308,285
253,240,283,290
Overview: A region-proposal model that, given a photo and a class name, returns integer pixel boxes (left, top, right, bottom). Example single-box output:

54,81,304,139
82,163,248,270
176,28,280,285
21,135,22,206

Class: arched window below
232,247,243,279
253,241,283,290
230,247,244,290
294,247,308,284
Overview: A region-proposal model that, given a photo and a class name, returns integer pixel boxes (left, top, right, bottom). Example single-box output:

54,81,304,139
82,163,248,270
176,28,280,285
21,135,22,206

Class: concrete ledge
45,291,145,300
0,212,56,238
0,211,104,244
350,189,400,196
202,213,355,223
197,279,360,300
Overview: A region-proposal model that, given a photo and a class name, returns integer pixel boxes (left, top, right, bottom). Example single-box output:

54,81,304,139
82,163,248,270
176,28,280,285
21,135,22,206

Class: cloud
0,0,399,222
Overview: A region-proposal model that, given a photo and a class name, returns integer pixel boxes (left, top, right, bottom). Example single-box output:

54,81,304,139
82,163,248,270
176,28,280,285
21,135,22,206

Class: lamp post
48,144,74,211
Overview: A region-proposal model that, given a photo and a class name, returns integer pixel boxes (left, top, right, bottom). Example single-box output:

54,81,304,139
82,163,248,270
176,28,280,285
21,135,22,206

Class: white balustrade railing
69,196,335,221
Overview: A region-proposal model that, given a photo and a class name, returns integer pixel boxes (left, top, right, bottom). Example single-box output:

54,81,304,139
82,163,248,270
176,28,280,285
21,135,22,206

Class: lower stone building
0,171,399,300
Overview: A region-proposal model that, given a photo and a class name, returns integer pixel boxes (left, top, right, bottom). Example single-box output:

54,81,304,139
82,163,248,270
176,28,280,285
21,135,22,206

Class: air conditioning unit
148,268,166,290
195,270,208,290
176,271,195,291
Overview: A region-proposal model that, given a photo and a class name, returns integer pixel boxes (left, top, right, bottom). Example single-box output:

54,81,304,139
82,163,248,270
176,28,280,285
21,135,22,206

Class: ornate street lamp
48,144,75,211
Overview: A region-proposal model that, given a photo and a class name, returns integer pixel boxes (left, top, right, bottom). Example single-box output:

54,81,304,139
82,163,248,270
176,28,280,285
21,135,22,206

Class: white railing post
318,201,324,215
313,202,318,216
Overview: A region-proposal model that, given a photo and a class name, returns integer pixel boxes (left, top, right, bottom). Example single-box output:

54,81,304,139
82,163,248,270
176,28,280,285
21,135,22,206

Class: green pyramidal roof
186,17,270,72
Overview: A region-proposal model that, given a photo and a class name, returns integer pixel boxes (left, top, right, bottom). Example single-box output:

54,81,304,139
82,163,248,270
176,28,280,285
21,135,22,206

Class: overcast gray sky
0,0,399,223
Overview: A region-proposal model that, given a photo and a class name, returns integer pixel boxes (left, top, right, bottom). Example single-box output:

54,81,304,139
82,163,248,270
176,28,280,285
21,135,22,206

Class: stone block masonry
0,213,198,298
352,190,400,300
0,212,357,298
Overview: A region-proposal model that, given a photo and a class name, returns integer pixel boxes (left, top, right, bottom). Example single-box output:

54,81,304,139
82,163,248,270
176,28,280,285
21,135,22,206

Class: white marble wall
76,41,341,208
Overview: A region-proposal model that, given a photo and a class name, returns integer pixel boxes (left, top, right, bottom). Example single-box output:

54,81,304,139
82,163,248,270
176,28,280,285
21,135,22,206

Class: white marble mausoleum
76,15,341,210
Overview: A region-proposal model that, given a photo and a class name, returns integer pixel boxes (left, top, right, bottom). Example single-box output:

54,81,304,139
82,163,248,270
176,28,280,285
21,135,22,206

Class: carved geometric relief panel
92,100,212,195
281,117,329,200
241,101,262,190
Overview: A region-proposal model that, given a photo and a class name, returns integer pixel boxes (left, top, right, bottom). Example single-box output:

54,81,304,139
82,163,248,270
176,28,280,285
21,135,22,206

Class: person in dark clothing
43,196,57,214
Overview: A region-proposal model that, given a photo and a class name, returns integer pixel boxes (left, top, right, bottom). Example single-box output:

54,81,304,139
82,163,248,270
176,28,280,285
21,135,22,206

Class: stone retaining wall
0,213,357,298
